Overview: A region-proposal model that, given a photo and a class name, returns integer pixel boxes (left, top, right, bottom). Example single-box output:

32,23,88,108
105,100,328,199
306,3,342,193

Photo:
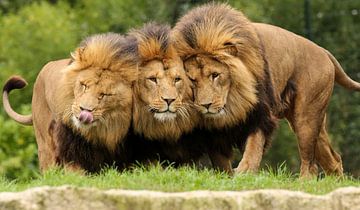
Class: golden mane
69,33,138,78
129,23,178,63
130,23,198,141
55,33,138,151
173,3,266,128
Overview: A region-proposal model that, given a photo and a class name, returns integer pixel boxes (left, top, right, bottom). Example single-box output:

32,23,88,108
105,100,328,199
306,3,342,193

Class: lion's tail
2,76,33,125
325,50,360,91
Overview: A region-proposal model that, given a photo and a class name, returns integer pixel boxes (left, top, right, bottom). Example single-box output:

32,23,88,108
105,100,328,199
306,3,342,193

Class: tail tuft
2,75,33,125
3,76,28,92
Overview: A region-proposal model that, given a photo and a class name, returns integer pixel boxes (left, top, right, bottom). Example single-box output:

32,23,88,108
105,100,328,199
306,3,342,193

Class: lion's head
56,33,138,151
130,23,198,141
173,3,265,129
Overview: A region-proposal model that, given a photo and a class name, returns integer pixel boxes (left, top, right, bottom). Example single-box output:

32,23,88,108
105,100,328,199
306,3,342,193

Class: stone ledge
0,186,359,210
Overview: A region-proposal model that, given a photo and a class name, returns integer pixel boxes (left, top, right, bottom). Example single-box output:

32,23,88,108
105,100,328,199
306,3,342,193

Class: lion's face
137,58,192,122
133,57,198,140
184,56,231,118
183,53,259,129
69,67,133,129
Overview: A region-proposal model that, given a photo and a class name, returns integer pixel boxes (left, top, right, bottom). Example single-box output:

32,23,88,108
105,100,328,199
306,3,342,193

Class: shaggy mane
173,3,268,127
54,33,138,151
130,23,178,63
173,3,264,80
71,33,138,71
130,23,198,141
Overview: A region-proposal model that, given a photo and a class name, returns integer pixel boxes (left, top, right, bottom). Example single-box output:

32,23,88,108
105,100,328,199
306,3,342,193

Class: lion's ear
71,47,85,62
223,42,238,57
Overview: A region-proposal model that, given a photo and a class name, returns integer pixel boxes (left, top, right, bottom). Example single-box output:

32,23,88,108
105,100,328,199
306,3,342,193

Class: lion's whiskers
63,107,73,122
179,106,190,119
147,105,159,113
223,107,230,115
98,115,106,125
177,107,185,119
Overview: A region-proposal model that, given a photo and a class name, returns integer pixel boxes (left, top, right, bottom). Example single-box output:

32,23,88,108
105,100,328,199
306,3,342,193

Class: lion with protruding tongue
3,33,138,172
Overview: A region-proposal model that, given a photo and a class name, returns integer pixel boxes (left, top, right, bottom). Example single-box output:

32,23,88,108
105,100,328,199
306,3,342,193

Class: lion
173,3,360,177
128,23,230,169
130,23,198,141
3,33,138,172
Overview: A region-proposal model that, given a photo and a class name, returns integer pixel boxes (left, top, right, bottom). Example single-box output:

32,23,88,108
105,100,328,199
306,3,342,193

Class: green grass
0,164,359,194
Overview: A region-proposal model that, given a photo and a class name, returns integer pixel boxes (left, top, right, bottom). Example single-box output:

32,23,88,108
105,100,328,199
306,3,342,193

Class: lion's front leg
234,130,265,174
63,162,86,175
208,151,233,175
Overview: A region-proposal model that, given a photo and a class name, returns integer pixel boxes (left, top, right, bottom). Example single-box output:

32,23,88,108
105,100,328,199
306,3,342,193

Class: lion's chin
154,112,177,122
203,109,226,118
71,116,96,130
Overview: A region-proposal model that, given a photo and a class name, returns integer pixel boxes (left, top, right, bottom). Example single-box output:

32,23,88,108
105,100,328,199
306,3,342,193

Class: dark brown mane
48,33,140,173
54,33,138,153
55,122,121,173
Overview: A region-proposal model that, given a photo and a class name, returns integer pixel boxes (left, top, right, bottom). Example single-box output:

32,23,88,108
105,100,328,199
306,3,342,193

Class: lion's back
253,23,334,97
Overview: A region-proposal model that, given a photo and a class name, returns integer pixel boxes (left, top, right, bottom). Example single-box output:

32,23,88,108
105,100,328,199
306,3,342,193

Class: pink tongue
78,110,94,124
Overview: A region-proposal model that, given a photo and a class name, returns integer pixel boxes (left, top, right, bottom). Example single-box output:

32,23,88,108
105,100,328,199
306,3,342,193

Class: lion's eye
98,93,105,100
211,72,220,80
98,93,112,100
174,77,182,83
80,83,88,91
148,77,157,84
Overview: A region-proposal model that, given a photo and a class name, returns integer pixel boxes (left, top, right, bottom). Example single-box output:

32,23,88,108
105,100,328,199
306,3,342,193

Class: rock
0,186,359,210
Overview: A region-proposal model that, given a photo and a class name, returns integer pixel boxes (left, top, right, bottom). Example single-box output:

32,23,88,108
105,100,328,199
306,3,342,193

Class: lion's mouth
153,111,177,122
78,110,94,124
72,114,98,129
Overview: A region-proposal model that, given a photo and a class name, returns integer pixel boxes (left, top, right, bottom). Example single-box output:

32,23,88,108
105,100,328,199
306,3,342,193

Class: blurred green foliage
0,105,38,179
0,0,359,179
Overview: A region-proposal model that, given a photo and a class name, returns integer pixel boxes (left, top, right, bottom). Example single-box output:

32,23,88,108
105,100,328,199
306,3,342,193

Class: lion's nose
80,106,94,112
162,97,175,106
201,103,212,109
